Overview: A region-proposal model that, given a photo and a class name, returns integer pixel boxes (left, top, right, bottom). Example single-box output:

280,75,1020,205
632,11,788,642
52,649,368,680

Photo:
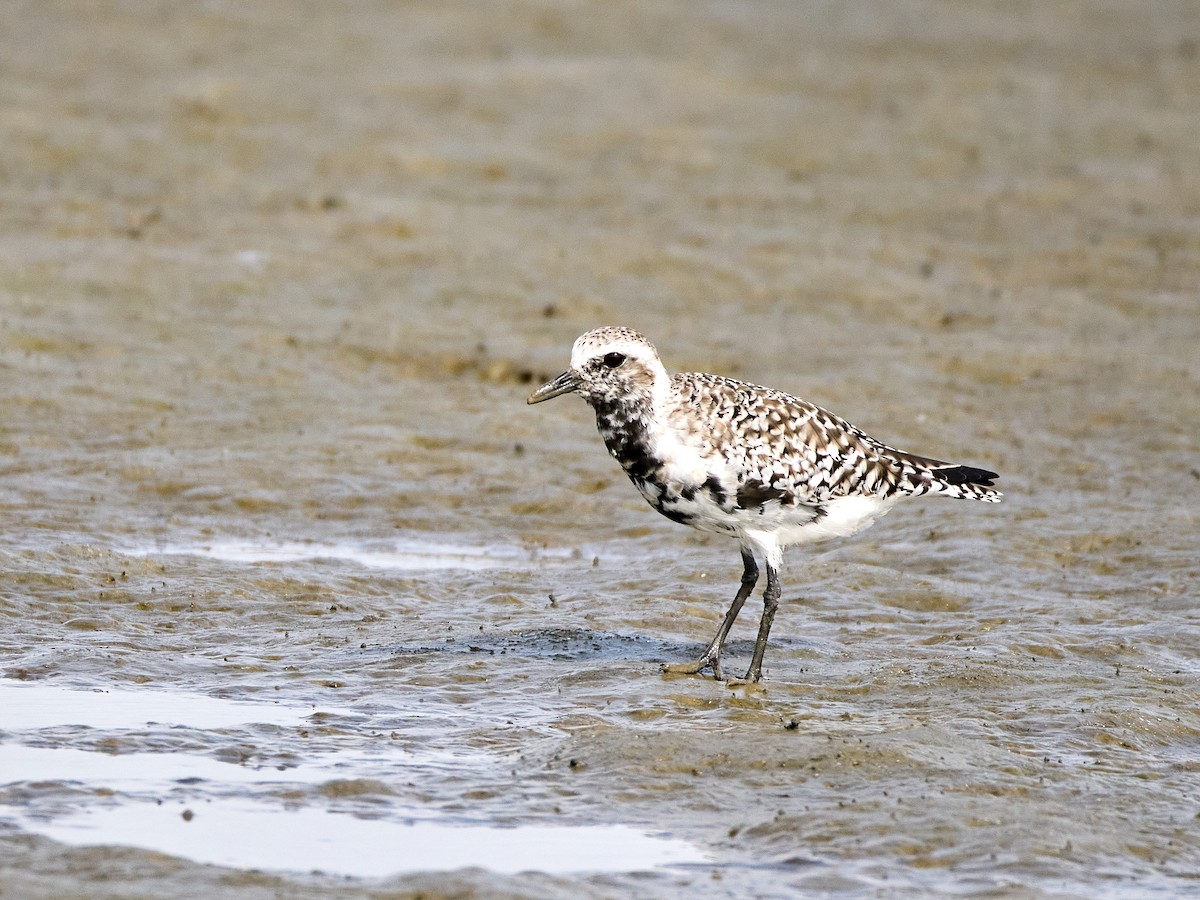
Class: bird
527,326,1001,684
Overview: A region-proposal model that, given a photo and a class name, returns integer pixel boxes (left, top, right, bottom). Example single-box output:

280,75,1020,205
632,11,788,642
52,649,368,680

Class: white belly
764,494,901,548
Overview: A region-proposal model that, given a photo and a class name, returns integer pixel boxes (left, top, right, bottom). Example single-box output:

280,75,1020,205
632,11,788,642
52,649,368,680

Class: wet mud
2,1,1199,897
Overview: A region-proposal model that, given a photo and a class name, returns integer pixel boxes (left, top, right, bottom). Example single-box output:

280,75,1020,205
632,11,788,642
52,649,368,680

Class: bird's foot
662,653,724,681
725,668,765,688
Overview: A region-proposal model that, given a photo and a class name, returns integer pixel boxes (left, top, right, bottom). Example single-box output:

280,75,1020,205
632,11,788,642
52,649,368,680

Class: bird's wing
672,373,942,505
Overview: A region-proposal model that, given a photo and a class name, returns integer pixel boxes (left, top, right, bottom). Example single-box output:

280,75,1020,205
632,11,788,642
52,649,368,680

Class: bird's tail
927,463,1002,502
886,448,1003,502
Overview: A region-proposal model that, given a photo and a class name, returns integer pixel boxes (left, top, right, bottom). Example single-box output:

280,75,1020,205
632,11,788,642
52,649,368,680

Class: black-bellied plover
528,326,1001,684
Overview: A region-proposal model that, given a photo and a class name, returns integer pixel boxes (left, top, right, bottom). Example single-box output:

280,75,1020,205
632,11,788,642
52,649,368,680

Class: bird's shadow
382,627,799,664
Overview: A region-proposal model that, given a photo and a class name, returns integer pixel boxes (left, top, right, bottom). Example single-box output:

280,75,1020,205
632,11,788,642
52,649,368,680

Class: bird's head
527,326,667,408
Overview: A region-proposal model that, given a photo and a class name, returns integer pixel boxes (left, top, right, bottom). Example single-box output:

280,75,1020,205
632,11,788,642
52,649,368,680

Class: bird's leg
664,548,757,680
735,560,781,684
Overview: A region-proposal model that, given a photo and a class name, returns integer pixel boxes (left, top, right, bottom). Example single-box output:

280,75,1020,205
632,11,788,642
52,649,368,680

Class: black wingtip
938,465,999,487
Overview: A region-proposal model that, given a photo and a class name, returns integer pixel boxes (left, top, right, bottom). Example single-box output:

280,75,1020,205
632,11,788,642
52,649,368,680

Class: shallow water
0,682,705,879
2,0,1199,897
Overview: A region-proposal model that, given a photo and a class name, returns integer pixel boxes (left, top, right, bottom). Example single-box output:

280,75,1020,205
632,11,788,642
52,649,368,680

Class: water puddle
0,680,322,731
0,741,391,789
2,800,706,877
0,680,707,878
129,539,584,571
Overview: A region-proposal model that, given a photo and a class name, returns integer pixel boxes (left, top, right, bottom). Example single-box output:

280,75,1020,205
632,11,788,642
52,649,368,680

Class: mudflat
1,2,1197,896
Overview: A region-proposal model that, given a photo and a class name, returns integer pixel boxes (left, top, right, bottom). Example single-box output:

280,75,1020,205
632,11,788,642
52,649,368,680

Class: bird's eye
602,352,627,369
